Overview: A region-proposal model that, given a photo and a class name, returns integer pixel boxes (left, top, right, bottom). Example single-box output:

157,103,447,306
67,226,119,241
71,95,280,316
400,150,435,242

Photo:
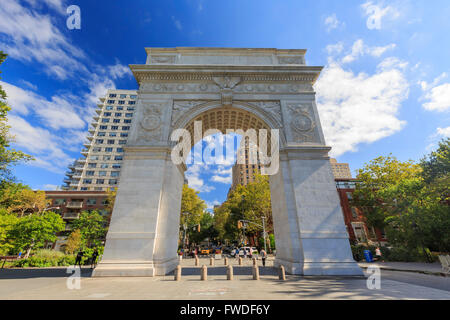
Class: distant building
45,191,110,250
231,137,262,190
62,89,138,191
335,179,387,245
330,158,352,179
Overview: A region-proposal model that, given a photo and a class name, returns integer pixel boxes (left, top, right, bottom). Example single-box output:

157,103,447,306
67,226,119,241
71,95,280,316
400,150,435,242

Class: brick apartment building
45,191,110,250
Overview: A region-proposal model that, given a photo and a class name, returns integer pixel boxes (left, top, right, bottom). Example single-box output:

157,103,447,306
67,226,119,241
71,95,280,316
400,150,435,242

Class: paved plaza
0,257,449,300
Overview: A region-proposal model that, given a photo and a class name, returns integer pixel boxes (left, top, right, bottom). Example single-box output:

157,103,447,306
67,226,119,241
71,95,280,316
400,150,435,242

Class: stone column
271,147,363,276
93,147,184,277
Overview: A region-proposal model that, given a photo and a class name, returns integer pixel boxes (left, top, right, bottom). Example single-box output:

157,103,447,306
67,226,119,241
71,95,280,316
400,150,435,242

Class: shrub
12,249,76,267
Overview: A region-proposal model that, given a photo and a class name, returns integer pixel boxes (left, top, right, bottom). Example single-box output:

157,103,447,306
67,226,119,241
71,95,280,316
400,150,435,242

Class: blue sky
0,0,449,210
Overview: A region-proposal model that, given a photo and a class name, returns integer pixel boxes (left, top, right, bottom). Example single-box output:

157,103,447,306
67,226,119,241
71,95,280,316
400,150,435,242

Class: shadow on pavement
0,267,93,279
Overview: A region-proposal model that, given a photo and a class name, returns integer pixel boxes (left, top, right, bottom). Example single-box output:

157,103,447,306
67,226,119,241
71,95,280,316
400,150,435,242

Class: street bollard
224,257,228,266
227,265,233,280
179,255,183,262
238,257,243,266
174,265,182,281
252,265,260,280
201,265,207,281
195,255,199,266
210,257,214,266
252,257,257,266
279,265,286,280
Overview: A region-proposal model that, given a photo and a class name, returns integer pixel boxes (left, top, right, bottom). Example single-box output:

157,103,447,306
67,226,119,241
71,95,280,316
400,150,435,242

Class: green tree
71,211,107,248
352,155,422,235
0,209,19,255
10,211,65,258
8,189,49,217
65,229,82,254
420,138,450,184
0,52,34,182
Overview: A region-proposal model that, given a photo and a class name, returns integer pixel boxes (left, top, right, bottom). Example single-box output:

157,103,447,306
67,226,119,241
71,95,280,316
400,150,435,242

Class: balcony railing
63,212,80,219
66,202,83,208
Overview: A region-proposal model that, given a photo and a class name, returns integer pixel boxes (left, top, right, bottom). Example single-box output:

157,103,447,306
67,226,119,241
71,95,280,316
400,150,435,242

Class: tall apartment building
62,89,138,191
329,158,353,179
231,138,262,190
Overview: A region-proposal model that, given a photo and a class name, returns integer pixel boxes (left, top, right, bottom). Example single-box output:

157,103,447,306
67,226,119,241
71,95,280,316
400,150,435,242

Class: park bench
0,255,21,269
438,255,450,273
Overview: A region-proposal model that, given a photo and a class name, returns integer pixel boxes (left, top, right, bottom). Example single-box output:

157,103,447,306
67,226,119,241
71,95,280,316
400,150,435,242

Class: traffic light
237,221,242,229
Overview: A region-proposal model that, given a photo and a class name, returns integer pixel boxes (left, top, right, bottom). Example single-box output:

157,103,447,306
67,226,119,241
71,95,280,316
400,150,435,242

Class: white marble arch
92,47,363,277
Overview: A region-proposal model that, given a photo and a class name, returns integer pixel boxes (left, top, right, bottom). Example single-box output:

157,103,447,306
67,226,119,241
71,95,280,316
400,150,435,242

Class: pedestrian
260,248,267,267
375,247,382,262
91,248,99,268
235,248,239,258
75,250,84,268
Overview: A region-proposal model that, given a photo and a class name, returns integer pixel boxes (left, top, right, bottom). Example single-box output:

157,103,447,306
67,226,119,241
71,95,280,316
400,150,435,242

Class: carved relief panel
282,102,322,144
129,101,169,145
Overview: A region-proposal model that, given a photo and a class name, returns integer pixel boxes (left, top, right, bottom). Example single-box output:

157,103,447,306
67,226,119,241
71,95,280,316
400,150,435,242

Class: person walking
91,248,99,268
260,248,267,267
75,250,84,268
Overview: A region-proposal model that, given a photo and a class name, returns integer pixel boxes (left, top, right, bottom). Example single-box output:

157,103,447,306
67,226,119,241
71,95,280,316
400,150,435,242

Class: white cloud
422,83,450,112
0,81,86,130
205,200,220,211
185,164,215,193
419,73,450,112
211,175,232,184
42,184,59,190
436,127,450,137
324,14,343,32
7,115,74,173
326,42,344,56
341,39,396,64
315,57,409,156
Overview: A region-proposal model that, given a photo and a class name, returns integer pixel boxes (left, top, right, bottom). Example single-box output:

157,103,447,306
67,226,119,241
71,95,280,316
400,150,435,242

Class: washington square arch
92,47,363,277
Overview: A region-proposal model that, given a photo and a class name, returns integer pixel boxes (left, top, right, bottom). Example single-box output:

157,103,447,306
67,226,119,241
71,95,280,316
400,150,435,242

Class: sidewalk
358,262,449,277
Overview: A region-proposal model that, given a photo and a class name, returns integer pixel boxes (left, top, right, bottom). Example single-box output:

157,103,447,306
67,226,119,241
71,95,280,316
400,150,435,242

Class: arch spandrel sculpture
92,47,363,277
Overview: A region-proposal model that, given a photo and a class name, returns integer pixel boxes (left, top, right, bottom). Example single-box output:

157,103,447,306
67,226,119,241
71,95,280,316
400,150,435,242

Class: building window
127,107,135,110
89,155,99,160
346,192,353,200
109,94,116,98
117,106,123,111
115,113,122,117
83,179,92,184
99,171,107,176
105,147,113,152
101,118,109,123
80,187,88,191
124,119,132,124
116,148,123,153
103,112,111,116
88,163,96,168
120,94,127,98
111,171,120,177
95,139,104,144
98,132,106,136
120,133,128,137
351,207,358,219
109,179,118,185
130,95,137,99
111,126,119,130
128,101,136,105
54,199,66,205
122,126,130,131
100,163,108,168
103,156,111,161
118,100,125,105
100,125,108,130
114,156,123,161
112,164,121,169
86,171,95,176
106,106,113,110
113,119,120,123
93,147,101,152
87,198,97,205
107,100,114,104
125,113,133,117
119,140,126,145
107,140,115,144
